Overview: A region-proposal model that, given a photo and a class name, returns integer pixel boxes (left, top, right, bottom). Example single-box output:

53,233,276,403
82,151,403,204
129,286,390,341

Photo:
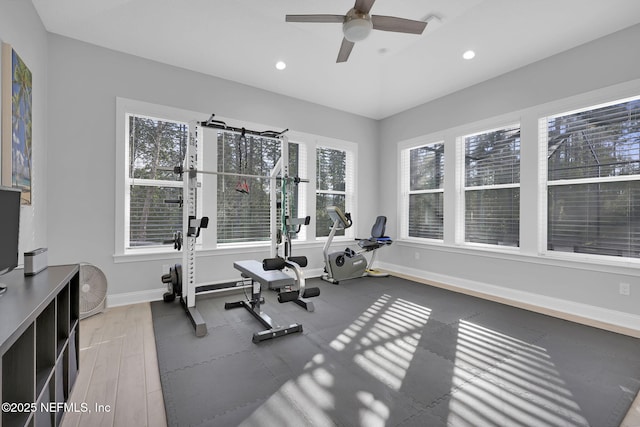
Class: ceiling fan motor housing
343,8,372,42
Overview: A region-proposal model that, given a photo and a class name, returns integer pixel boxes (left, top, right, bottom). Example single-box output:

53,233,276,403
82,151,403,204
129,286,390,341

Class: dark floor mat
151,275,640,426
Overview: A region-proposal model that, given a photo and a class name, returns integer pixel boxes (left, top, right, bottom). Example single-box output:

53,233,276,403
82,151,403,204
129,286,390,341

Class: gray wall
3,1,639,326
0,0,49,264
46,34,379,298
378,24,640,321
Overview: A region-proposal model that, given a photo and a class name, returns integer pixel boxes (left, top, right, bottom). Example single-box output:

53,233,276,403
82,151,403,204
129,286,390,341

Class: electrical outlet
619,282,631,296
415,252,420,260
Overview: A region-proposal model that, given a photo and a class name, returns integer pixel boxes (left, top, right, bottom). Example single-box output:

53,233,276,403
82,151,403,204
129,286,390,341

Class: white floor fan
79,263,108,319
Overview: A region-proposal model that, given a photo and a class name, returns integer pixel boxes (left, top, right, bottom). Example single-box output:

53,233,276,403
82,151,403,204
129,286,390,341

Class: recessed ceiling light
462,50,476,60
275,61,287,70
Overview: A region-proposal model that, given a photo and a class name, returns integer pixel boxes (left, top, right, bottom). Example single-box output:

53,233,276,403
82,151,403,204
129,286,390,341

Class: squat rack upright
176,115,302,336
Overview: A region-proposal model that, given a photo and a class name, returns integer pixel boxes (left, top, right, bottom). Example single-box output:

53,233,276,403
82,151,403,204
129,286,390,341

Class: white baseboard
378,261,640,337
105,268,326,309
107,288,166,307
306,268,325,279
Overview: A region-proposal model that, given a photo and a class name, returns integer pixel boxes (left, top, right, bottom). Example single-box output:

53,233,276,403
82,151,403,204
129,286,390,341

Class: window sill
113,238,346,264
113,248,183,264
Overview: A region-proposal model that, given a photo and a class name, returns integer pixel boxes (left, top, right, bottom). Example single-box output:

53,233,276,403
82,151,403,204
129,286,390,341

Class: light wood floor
61,302,640,427
61,303,166,427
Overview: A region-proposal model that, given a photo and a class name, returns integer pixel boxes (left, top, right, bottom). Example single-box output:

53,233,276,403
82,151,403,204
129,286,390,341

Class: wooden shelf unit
0,265,80,427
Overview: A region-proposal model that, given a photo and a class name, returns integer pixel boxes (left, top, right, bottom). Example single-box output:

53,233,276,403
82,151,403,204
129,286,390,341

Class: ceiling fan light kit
343,9,373,42
285,0,427,63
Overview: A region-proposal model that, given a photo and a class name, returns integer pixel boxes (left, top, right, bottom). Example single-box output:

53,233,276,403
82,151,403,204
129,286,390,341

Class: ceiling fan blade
371,15,427,34
336,38,355,63
354,0,376,14
286,14,345,23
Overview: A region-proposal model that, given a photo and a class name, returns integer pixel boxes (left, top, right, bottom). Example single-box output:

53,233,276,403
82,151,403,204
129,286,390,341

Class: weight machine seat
234,260,295,289
357,216,393,251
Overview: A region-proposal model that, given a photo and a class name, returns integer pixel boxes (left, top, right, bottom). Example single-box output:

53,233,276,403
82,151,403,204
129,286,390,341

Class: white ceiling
32,0,640,119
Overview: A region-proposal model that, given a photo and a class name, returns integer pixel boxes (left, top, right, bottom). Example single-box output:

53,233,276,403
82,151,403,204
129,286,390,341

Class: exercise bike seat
358,216,393,251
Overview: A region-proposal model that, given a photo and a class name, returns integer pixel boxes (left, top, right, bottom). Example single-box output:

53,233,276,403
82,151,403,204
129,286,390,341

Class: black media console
0,264,80,427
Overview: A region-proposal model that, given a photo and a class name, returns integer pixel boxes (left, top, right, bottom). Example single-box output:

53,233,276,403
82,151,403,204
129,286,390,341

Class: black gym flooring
151,275,640,426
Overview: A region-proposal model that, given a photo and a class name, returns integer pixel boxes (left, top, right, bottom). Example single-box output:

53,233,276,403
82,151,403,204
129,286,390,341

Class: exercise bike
321,206,392,284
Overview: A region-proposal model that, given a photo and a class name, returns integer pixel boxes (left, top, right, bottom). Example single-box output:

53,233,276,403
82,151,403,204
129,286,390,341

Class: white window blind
127,114,187,249
464,125,520,246
545,96,640,258
404,143,445,240
316,146,348,237
216,131,300,244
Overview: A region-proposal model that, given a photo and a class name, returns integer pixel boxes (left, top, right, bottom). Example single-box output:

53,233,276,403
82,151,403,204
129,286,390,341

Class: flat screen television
0,186,21,294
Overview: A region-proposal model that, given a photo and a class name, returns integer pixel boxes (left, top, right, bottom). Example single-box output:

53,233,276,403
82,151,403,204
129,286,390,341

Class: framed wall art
2,42,32,205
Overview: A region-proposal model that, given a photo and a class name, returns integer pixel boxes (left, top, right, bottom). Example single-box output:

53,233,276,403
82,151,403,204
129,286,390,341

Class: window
544,96,640,258
117,99,357,256
402,142,445,240
316,146,351,237
462,125,520,246
126,114,187,249
216,130,300,244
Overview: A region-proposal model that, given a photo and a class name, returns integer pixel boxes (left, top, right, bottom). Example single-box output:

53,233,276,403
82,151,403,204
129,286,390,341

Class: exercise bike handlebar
327,206,352,229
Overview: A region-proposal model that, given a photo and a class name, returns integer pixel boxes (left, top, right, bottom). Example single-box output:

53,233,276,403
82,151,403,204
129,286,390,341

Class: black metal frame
224,276,302,343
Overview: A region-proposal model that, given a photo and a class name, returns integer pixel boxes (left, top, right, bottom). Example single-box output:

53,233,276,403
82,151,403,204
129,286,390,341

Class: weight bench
225,260,303,343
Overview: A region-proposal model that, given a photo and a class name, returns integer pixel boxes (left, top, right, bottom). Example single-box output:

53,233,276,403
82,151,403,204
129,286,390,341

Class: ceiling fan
285,0,428,63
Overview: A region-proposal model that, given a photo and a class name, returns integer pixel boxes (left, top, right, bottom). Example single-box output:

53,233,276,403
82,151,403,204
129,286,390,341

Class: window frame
210,129,305,247
115,98,204,257
458,123,522,249
393,80,640,271
314,141,357,240
400,140,445,242
539,94,640,260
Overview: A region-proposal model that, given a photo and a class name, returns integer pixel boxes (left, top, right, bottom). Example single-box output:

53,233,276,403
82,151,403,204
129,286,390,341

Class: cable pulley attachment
236,128,250,194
